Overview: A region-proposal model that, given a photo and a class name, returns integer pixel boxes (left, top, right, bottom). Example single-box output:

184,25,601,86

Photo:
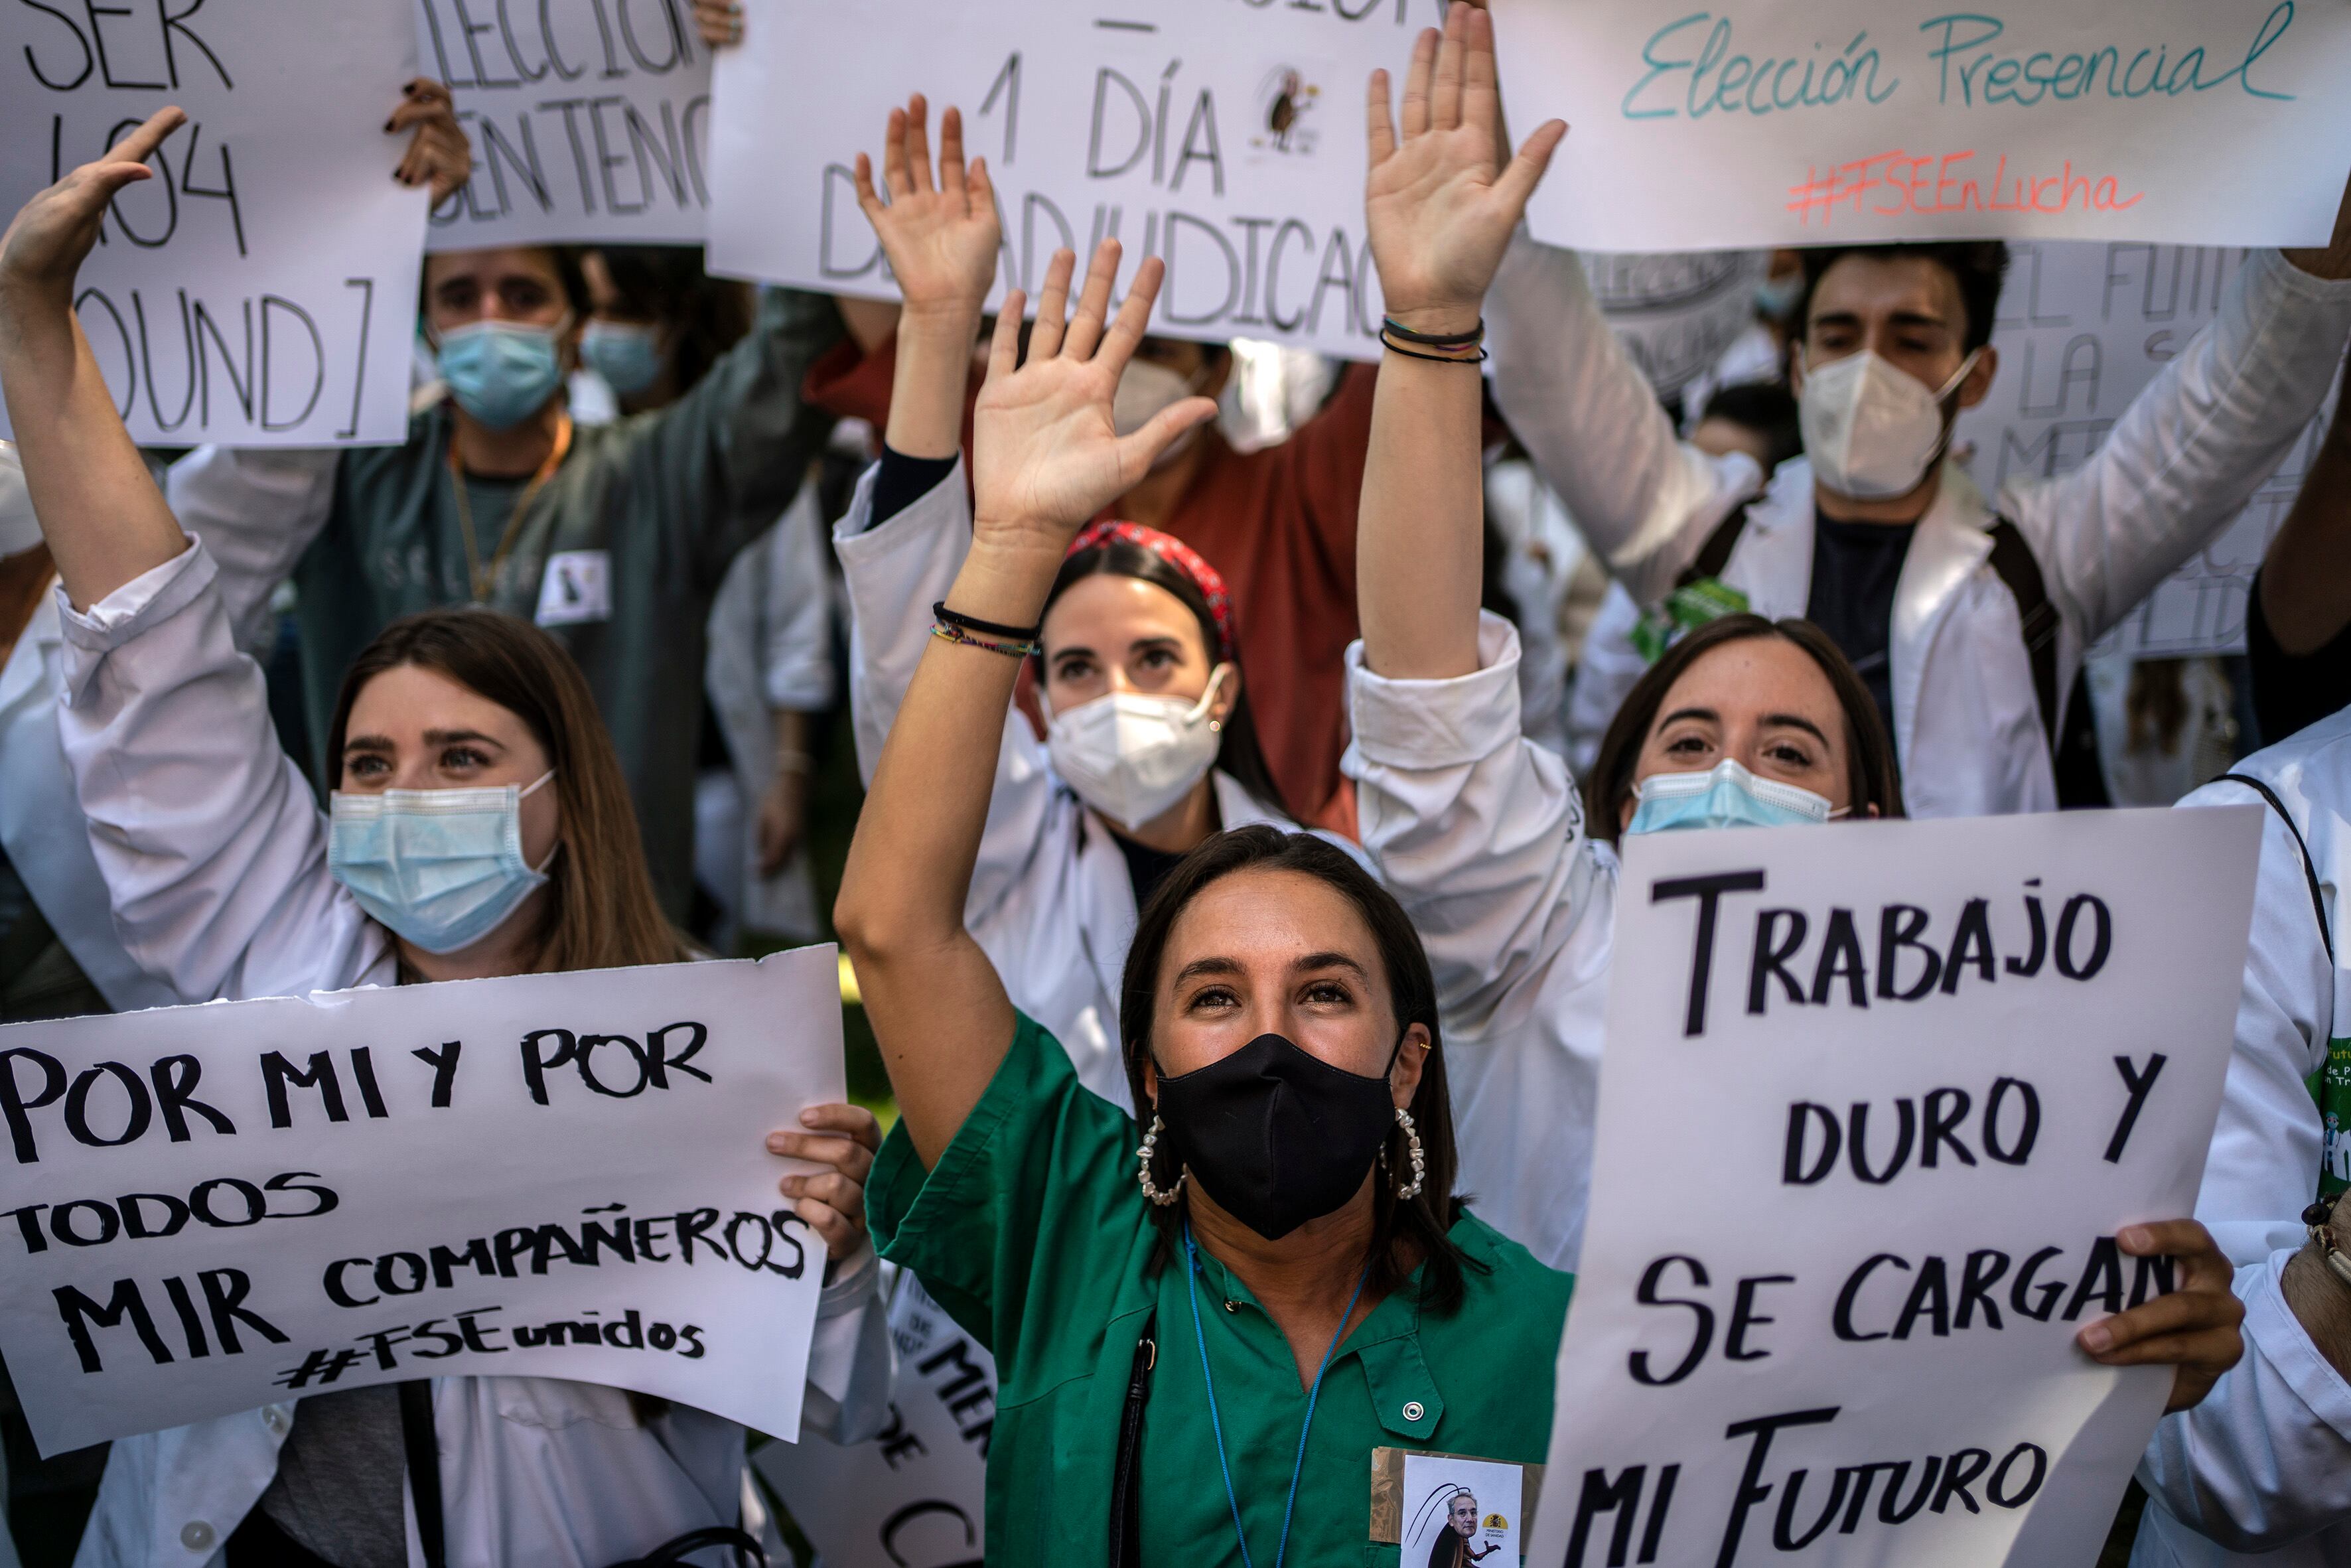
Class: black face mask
1153,1032,1399,1241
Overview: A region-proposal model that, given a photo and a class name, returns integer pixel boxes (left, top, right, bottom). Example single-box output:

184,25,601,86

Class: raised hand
1364,2,1564,333
0,108,186,319
390,80,472,208
853,96,1001,326
969,240,1217,553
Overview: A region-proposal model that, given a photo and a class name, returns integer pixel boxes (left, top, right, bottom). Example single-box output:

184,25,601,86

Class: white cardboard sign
706,0,1455,363
419,0,714,249
1580,249,1766,398
1950,241,2341,660
0,0,429,447
1490,0,2351,251
0,949,845,1457
1526,809,2260,1568
756,1267,994,1568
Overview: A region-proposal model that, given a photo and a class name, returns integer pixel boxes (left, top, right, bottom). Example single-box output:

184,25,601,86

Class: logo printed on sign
1253,66,1322,155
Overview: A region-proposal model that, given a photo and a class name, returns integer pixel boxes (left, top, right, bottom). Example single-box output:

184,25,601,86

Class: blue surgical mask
437,319,570,430
1754,271,1804,322
329,772,557,954
579,319,665,397
1625,758,1844,836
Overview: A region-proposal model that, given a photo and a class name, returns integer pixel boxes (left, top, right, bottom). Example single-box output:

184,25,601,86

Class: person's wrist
896,298,985,338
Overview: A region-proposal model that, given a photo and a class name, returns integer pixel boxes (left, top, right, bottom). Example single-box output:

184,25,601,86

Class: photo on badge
1401,1452,1521,1567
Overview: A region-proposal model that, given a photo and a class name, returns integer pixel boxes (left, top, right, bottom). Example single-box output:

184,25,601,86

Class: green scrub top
289,289,843,919
869,1013,1574,1567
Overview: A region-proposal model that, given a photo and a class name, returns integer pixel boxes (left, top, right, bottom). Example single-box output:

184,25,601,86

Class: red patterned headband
1066,520,1236,662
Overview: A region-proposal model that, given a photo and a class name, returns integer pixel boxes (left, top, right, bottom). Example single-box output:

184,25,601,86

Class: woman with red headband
831,99,1329,1104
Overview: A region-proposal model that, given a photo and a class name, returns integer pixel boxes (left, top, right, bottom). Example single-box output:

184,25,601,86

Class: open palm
970,241,1215,552
854,96,1001,321
1364,4,1563,327
0,108,184,314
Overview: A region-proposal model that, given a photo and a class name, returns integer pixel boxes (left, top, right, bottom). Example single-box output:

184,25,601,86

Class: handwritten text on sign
419,0,713,248
756,1268,995,1568
1489,0,2351,250
1950,242,2341,660
1525,810,2259,1568
0,950,845,1457
706,0,1449,363
0,0,429,446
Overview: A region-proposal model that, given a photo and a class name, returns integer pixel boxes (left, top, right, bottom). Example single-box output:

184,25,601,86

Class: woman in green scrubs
830,173,1571,1568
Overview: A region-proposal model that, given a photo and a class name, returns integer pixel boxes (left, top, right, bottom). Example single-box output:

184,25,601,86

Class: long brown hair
324,607,688,973
1119,826,1478,1312
1586,614,1903,845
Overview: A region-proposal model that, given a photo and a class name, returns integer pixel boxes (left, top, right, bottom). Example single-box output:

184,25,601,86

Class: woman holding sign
1346,2,2248,1400
831,222,1571,1561
829,97,1330,1107
0,113,889,1568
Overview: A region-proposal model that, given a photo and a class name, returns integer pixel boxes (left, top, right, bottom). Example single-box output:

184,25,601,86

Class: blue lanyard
1183,1224,1372,1568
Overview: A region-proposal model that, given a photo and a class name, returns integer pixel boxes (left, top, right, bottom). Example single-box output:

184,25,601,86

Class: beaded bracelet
933,601,1043,642
932,620,1042,659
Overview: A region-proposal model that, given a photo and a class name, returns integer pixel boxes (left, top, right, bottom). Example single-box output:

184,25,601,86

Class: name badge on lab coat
536,549,612,626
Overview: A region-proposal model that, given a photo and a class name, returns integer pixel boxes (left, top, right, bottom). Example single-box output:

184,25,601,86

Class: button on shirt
869,1013,1573,1566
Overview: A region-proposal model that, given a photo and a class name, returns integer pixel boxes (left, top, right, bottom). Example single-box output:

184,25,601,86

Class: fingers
1366,68,1397,167
881,107,912,200
1115,394,1219,476
2119,1219,2234,1287
1094,252,1163,372
791,1193,864,1259
904,94,936,196
766,1130,874,1187
1431,1,1469,131
965,153,995,222
693,0,743,47
1061,238,1122,362
1400,27,1437,139
940,106,967,203
1029,247,1077,360
800,1101,883,1151
985,290,1025,382
1462,6,1503,147
101,107,187,170
851,151,883,219
1492,118,1567,216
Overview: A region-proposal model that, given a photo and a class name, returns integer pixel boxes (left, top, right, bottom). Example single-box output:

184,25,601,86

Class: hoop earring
1393,1106,1425,1201
1137,1115,1185,1206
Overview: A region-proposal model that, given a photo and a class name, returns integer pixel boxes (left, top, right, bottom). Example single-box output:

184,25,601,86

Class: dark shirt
1805,511,1916,749
2247,566,2351,747
1111,829,1186,912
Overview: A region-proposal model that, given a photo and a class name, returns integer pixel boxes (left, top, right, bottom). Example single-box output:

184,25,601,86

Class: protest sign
1580,249,1766,397
1525,808,2259,1568
419,0,713,248
1951,241,2342,660
1489,0,2351,251
0,948,845,1457
706,0,1455,362
0,0,428,446
756,1267,993,1568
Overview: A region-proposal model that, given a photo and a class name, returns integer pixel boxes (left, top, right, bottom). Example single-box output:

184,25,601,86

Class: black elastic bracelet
1381,315,1485,347
1382,337,1489,366
934,601,1043,642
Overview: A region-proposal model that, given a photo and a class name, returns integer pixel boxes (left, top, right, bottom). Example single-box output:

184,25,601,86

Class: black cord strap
1381,337,1488,366
933,601,1043,642
1380,315,1484,346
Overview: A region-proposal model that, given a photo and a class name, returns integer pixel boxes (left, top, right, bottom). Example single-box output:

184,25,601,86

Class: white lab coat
0,448,335,1015
1489,239,2351,819
1344,613,1615,1272
703,478,837,943
50,541,892,1568
834,458,1327,1107
2131,715,2351,1566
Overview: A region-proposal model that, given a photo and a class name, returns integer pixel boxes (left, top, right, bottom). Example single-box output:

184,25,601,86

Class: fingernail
766,1133,790,1151
2080,1322,2113,1352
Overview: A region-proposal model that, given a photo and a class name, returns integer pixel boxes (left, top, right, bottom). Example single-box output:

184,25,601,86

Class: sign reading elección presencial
1952,241,2341,659
419,0,713,248
1488,0,2351,251
755,1268,994,1568
1526,810,2259,1568
707,0,1452,362
0,0,428,446
0,950,844,1457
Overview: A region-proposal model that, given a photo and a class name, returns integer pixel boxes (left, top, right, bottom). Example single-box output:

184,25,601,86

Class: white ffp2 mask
1046,666,1230,832
1799,348,1978,501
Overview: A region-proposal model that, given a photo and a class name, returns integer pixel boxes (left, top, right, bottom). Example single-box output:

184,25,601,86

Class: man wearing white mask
1486,165,2351,817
